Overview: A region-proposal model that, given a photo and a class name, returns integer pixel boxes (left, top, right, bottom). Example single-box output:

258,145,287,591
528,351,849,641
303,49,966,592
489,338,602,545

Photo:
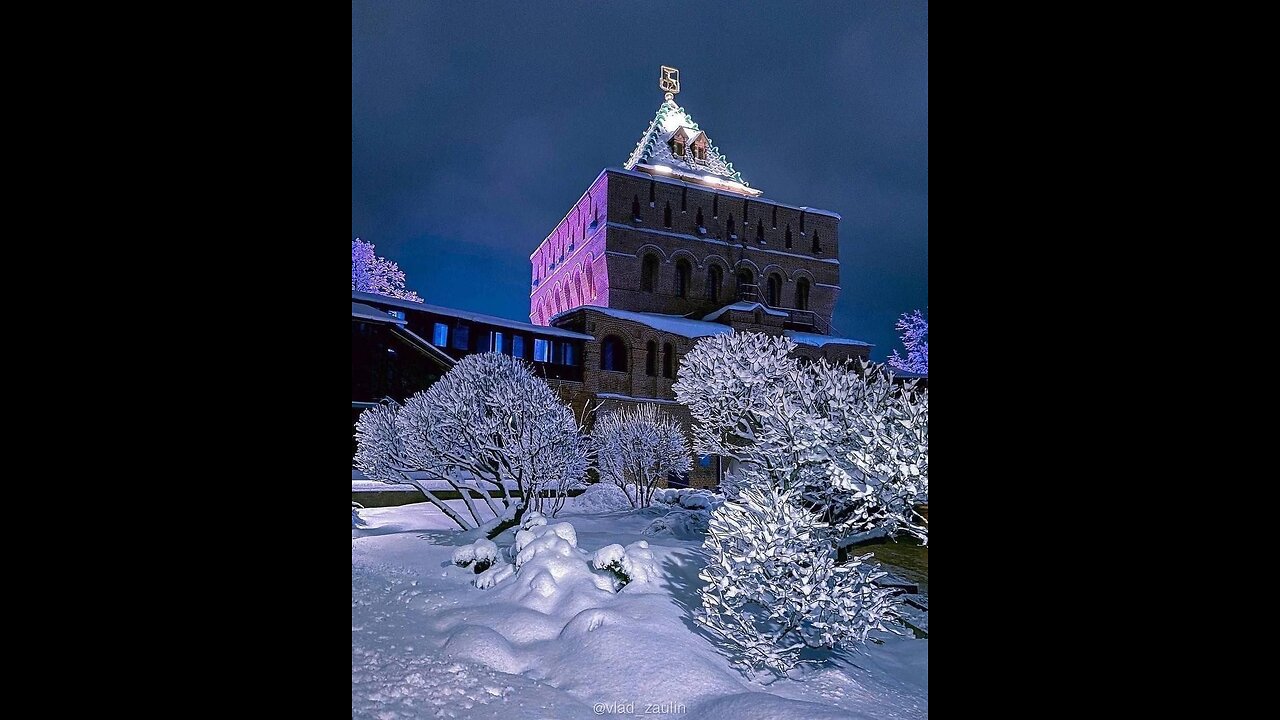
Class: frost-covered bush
698,483,902,674
673,332,926,672
354,353,589,536
453,538,499,573
642,509,710,540
591,541,659,589
572,483,634,514
593,404,691,508
351,502,366,528
673,332,928,547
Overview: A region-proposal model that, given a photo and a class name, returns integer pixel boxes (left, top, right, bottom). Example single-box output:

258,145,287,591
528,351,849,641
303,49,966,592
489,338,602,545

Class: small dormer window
672,138,686,156
693,143,707,161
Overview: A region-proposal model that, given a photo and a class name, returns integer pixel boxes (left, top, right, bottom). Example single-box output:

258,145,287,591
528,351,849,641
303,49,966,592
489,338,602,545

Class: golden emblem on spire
660,66,680,100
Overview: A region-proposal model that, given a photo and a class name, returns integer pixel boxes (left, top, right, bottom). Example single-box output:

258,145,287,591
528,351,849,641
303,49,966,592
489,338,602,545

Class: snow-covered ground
352,495,928,719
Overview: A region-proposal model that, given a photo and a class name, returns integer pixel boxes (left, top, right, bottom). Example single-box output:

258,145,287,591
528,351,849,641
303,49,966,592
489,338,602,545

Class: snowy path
353,501,927,719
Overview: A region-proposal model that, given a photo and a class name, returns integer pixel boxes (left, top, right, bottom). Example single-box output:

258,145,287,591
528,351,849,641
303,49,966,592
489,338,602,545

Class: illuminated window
534,338,551,362
432,323,448,346
512,335,525,358
492,331,504,354
387,310,405,321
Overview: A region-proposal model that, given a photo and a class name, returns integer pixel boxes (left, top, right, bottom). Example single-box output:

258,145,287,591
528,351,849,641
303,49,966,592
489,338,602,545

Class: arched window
812,232,822,253
664,202,672,228
767,273,782,306
632,196,641,222
675,258,691,297
601,335,628,372
585,258,596,299
681,187,687,212
737,269,754,300
796,278,810,310
561,282,570,311
727,215,736,239
662,342,674,379
799,211,806,234
771,206,777,229
579,269,591,306
712,194,718,218
649,180,655,204
705,264,722,301
785,224,793,249
645,341,657,376
641,254,659,292
695,207,704,229
568,277,578,307
756,220,765,243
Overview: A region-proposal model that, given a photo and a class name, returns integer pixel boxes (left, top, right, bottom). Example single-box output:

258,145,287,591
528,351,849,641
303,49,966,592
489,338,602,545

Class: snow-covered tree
673,332,928,547
888,309,927,374
673,332,927,671
698,482,901,674
352,237,423,302
354,353,588,536
592,404,692,508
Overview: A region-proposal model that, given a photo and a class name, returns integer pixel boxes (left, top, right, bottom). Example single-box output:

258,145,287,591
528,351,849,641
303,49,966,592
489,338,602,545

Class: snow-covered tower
529,68,868,487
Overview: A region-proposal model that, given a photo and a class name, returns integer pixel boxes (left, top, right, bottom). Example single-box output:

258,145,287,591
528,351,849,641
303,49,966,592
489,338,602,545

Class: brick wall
602,171,841,325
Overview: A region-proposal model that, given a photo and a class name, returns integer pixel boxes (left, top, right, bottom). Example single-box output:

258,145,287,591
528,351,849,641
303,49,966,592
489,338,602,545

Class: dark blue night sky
352,1,927,359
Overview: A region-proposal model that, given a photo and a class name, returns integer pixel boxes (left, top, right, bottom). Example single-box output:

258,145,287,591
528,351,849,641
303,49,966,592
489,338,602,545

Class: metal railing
736,284,834,335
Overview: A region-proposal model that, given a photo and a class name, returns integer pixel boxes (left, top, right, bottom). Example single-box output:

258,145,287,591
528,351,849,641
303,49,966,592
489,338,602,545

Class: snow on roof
352,302,406,325
353,291,593,341
701,302,789,323
623,98,754,191
784,330,873,348
555,305,734,339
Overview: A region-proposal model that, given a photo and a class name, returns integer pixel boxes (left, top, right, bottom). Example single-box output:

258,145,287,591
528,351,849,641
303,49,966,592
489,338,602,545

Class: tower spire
660,65,680,102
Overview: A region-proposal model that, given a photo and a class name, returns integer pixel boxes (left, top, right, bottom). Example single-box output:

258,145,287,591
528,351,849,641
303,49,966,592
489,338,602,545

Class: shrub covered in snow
572,483,634,514
673,332,926,672
354,353,590,536
592,404,692,508
351,501,366,528
698,483,902,674
673,332,928,547
591,540,659,589
642,509,710,540
453,538,500,573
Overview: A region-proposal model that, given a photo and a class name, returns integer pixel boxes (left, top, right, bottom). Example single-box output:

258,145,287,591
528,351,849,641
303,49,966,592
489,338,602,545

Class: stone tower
529,84,842,336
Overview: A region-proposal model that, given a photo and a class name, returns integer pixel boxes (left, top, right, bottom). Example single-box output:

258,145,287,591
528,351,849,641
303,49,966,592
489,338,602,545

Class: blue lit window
432,323,448,347
453,325,470,350
533,338,551,362
492,331,504,354
387,310,405,321
698,455,712,469
561,343,577,366
512,336,525,358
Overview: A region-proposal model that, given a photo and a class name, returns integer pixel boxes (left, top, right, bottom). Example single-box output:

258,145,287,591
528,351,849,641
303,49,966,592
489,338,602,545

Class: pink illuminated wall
530,173,611,325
